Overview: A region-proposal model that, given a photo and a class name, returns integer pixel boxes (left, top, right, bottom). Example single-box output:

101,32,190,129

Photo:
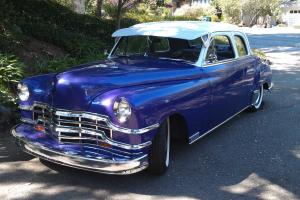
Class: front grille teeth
32,104,112,145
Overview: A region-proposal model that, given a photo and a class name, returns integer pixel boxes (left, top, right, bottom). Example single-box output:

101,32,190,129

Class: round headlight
113,98,131,123
17,83,30,101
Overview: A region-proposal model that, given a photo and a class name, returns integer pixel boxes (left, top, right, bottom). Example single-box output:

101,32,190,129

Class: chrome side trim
19,104,32,111
12,128,149,175
189,106,249,144
20,117,36,124
19,101,159,135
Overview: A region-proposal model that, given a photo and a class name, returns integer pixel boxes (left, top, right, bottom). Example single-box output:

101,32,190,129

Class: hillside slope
0,0,131,126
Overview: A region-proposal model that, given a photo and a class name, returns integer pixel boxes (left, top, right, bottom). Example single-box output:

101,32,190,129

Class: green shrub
252,49,267,60
10,0,115,39
125,3,200,23
19,22,105,58
0,53,24,106
4,0,116,54
125,3,172,22
32,52,105,75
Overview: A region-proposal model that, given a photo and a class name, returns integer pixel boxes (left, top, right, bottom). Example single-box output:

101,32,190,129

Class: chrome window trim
233,32,251,57
203,54,253,68
200,31,253,67
201,32,236,67
108,37,121,59
20,101,159,135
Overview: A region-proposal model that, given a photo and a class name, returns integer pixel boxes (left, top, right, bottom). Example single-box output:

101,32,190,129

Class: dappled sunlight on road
291,146,300,160
221,173,299,200
266,51,300,72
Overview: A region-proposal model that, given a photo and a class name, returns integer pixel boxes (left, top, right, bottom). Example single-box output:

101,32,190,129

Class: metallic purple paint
14,52,272,174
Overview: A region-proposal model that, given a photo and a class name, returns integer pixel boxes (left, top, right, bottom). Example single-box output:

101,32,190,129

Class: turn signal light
35,124,45,132
99,141,112,148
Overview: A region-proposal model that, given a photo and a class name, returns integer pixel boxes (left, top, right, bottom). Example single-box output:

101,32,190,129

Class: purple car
12,22,272,175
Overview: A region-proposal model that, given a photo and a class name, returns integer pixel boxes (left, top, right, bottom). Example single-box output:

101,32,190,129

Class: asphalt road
1,27,300,200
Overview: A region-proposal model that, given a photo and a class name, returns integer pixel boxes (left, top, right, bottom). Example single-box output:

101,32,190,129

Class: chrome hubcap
252,86,263,109
165,119,170,167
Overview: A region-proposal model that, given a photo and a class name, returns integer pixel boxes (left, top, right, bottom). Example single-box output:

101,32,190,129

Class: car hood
52,57,198,110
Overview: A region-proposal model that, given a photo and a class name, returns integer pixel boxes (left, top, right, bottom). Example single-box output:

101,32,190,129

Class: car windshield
111,36,203,63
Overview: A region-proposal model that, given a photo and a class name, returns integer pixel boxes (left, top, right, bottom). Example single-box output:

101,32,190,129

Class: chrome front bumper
12,127,149,175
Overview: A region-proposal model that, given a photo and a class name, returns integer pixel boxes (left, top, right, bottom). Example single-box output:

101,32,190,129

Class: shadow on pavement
0,127,34,163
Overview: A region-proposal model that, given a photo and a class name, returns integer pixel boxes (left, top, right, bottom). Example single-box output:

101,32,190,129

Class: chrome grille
32,104,112,145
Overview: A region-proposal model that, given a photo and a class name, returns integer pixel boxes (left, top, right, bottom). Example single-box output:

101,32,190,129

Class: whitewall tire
148,118,170,174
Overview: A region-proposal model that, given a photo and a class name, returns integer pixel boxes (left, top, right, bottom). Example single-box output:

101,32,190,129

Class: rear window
234,35,248,57
189,37,202,48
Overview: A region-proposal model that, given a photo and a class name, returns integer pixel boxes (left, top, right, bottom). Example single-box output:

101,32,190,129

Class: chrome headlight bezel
113,98,131,123
17,83,30,101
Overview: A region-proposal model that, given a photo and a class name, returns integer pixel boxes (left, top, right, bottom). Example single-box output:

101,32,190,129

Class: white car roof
112,21,241,40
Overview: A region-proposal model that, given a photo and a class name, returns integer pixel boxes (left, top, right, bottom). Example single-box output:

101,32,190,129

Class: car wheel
148,118,170,174
249,85,264,112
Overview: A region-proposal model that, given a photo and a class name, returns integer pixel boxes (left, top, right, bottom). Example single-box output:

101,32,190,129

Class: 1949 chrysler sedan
12,21,272,175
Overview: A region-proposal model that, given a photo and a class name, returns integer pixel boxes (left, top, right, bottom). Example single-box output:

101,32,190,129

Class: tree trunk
116,0,123,30
73,0,85,14
96,0,103,17
249,10,261,27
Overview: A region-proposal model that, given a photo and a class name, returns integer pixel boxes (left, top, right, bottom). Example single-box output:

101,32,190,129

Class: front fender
89,78,210,131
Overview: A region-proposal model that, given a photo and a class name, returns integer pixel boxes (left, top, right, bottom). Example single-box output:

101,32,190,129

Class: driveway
1,27,300,200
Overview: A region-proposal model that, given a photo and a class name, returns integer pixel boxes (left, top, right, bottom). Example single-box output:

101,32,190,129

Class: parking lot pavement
0,27,300,200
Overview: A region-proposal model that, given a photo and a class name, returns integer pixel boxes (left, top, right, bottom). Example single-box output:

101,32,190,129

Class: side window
189,37,202,49
205,35,235,63
234,35,248,57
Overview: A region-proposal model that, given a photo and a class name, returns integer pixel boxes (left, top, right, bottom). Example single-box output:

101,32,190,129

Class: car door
232,33,256,109
202,33,246,129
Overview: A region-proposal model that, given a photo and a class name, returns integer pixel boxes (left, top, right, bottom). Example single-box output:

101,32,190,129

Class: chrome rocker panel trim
19,101,159,135
12,128,149,175
189,106,250,144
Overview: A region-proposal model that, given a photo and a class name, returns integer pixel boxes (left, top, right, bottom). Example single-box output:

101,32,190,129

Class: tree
241,0,280,26
96,0,103,17
73,0,86,14
106,0,142,30
213,0,281,26
217,0,241,24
